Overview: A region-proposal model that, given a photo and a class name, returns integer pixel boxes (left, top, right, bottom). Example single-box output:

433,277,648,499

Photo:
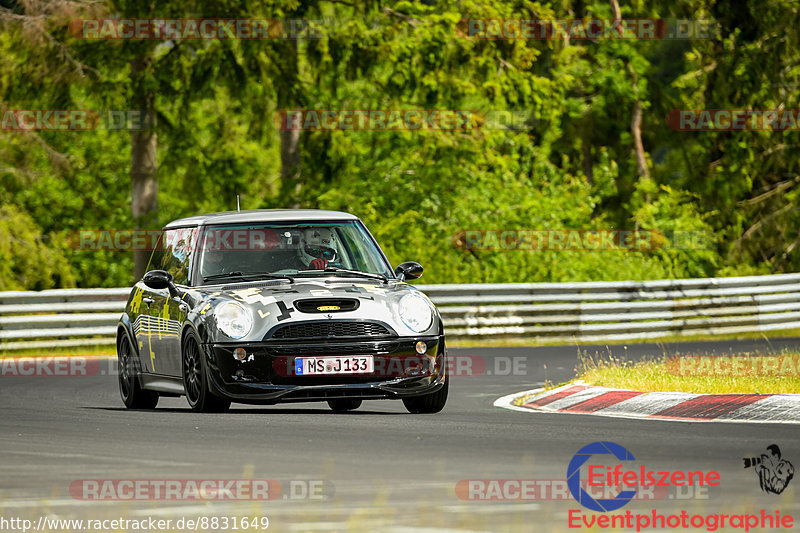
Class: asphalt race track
2,338,800,532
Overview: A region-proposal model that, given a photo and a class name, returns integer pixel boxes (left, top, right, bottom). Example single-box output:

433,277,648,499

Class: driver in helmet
201,252,223,277
298,228,336,270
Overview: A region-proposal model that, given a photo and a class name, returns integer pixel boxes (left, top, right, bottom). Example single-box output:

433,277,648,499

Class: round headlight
215,302,252,339
398,292,433,333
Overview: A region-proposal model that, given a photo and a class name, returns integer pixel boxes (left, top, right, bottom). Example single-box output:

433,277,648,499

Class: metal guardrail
2,273,800,350
0,288,129,350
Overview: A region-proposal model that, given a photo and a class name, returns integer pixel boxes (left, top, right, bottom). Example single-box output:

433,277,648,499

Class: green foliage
0,204,75,290
1,0,798,288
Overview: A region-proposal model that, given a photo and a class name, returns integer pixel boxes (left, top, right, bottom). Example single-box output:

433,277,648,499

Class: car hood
188,278,438,342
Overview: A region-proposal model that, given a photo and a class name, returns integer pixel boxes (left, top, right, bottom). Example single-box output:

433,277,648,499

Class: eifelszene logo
743,444,794,495
566,441,795,531
567,441,721,512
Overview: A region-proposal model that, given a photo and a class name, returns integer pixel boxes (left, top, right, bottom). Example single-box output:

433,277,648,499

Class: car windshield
197,220,394,283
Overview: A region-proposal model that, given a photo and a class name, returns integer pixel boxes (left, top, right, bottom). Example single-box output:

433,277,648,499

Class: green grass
574,349,800,394
448,328,800,348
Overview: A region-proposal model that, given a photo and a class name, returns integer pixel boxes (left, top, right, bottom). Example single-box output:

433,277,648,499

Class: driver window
159,228,195,285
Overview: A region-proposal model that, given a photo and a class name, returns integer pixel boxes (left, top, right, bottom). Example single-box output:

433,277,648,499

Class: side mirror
142,270,175,292
395,261,424,281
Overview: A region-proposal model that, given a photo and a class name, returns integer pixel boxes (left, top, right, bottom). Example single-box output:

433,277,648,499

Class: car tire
402,374,448,414
117,334,159,409
327,398,362,412
182,334,231,413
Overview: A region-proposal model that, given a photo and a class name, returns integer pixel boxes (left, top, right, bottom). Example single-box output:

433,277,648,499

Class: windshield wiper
296,267,388,284
203,271,295,283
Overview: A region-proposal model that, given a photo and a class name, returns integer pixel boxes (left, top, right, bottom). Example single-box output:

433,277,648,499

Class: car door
150,227,197,377
132,261,164,376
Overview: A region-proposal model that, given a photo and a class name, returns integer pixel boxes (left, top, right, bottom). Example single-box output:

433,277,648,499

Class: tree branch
739,175,800,206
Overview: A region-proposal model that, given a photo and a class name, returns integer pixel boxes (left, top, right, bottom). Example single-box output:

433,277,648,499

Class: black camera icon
743,456,763,469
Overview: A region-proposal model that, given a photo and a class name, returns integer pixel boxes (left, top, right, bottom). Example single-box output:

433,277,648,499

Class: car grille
270,322,393,340
267,342,399,356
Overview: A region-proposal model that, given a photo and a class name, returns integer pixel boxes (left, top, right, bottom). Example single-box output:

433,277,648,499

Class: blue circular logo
567,441,637,512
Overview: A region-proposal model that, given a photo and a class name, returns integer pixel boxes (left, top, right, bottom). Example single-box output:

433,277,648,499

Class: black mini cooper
116,210,447,413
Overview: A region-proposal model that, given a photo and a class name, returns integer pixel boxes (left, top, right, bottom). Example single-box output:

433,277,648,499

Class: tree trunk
280,121,301,200
610,0,621,20
612,0,649,181
130,55,158,282
631,72,649,179
278,36,302,207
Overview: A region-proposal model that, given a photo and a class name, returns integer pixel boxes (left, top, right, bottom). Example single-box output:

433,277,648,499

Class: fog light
233,347,247,361
415,341,427,355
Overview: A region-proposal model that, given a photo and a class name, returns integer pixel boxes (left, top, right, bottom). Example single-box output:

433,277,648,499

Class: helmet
298,228,337,267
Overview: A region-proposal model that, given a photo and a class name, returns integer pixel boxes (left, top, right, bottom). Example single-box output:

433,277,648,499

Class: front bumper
202,335,446,403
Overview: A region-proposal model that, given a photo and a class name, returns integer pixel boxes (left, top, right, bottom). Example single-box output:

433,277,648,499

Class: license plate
295,356,374,376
